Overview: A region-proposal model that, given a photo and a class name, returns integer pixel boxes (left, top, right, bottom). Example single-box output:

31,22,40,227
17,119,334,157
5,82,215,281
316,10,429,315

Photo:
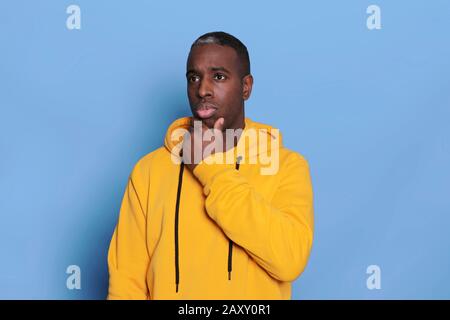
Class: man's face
186,44,252,129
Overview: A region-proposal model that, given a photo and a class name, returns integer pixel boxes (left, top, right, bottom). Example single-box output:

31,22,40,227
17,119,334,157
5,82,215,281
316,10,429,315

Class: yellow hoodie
107,117,314,300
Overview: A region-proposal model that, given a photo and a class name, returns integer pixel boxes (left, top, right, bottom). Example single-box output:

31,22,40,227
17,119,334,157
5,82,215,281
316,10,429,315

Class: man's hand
182,117,225,171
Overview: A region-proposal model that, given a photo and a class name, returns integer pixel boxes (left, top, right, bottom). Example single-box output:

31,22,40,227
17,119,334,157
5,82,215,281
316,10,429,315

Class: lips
195,103,217,119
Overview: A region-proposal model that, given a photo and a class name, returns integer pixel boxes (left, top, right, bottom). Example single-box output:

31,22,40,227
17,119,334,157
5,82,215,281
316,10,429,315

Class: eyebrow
186,66,231,77
210,66,230,74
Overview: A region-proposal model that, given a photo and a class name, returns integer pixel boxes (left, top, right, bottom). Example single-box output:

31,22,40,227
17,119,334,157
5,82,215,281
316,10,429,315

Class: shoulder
134,147,167,169
279,147,310,169
128,146,169,183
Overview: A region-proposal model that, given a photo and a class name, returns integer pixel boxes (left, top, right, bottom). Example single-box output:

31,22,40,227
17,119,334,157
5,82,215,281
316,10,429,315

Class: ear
242,74,254,101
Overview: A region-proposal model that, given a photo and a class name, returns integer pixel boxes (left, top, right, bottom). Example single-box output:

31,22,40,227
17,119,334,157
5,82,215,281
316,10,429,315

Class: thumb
214,117,225,132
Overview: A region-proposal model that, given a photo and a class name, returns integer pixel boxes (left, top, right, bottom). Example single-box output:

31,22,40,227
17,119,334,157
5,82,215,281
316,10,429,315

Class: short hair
191,31,251,77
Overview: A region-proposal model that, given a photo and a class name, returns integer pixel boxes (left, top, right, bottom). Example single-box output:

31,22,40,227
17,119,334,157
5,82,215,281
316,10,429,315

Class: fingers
214,117,224,132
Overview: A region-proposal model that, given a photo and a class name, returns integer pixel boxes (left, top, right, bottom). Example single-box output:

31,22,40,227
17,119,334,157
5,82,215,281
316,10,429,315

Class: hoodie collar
164,116,282,162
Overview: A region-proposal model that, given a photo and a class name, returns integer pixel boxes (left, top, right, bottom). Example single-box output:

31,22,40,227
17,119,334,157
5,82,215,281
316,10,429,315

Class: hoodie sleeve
193,152,314,282
107,161,150,300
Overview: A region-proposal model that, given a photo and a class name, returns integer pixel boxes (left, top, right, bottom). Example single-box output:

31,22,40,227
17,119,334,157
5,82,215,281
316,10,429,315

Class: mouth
194,103,218,119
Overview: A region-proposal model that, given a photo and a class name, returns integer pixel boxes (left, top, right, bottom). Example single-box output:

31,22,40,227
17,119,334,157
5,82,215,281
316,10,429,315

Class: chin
202,117,216,129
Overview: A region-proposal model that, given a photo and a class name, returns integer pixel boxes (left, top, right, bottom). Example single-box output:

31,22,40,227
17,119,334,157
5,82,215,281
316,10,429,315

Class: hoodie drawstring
228,156,242,281
174,161,185,293
174,157,242,293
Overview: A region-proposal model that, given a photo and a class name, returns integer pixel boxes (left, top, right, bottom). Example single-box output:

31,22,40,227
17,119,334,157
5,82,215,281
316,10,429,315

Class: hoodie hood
164,116,283,164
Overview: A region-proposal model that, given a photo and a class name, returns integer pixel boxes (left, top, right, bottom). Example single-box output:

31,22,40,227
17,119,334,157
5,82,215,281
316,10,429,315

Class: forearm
193,154,314,281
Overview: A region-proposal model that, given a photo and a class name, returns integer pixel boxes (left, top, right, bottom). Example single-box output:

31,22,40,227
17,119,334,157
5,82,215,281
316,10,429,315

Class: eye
188,75,200,83
214,73,226,81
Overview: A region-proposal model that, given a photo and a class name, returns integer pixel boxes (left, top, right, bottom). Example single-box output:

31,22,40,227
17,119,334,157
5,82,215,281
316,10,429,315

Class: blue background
1,0,449,299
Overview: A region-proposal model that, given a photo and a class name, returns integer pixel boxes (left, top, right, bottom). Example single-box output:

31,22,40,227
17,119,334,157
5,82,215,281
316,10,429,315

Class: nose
198,78,213,98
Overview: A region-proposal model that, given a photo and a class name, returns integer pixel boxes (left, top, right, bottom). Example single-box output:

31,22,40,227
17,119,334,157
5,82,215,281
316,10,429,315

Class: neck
222,113,245,152
228,110,245,131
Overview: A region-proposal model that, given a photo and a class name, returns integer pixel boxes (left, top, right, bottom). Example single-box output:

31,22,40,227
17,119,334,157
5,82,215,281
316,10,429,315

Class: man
107,31,314,299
